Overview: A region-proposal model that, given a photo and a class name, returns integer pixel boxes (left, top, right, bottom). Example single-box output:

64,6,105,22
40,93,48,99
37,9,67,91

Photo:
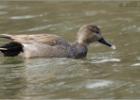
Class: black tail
0,42,23,57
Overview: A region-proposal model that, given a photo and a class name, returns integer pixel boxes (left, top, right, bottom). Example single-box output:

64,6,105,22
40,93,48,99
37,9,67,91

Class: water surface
0,1,140,99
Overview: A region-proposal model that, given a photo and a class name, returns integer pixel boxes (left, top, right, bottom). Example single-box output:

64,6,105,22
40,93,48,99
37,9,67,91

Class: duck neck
75,42,88,48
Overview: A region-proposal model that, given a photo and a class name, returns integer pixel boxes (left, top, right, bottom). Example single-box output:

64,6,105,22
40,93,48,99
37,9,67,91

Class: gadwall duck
0,24,116,58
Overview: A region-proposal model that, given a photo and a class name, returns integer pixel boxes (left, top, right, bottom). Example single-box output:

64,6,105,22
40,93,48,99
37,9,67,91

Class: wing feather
0,34,70,46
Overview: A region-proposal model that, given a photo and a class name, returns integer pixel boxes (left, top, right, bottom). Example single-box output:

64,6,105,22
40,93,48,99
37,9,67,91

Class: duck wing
0,34,70,46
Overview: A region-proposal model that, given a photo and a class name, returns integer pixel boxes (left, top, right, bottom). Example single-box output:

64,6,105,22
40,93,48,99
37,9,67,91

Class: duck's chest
68,43,88,59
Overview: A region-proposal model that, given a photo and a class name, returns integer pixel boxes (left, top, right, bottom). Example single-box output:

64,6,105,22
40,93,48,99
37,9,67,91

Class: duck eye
96,31,100,34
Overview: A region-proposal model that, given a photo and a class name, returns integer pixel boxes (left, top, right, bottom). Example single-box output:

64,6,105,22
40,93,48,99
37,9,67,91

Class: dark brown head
77,24,116,49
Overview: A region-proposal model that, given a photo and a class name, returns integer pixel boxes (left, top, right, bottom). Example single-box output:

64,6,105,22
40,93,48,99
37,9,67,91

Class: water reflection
0,57,25,99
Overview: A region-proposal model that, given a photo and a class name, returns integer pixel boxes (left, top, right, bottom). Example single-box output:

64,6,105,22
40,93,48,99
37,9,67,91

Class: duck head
77,24,116,49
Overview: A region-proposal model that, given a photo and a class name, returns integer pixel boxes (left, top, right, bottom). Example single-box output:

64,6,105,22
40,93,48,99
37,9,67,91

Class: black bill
98,38,116,49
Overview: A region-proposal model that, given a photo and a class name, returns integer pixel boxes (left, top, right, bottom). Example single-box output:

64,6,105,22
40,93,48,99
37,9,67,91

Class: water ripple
131,63,140,67
90,52,121,64
0,11,8,15
86,80,113,89
9,14,43,20
23,24,52,32
137,57,140,61
85,11,97,16
0,5,7,9
10,15,36,20
112,17,133,22
122,25,140,32
93,58,121,63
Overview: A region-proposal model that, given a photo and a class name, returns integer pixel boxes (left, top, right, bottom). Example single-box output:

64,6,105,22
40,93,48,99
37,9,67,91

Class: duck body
0,24,115,59
0,34,88,58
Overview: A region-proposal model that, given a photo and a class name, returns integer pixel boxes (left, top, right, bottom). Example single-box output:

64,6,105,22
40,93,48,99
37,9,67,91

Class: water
0,1,140,99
